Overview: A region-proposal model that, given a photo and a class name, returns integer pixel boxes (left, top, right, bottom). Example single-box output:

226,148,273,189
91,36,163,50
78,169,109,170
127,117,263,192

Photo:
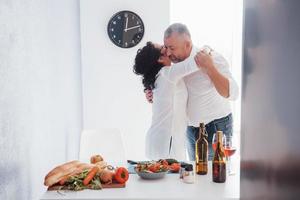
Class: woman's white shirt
145,53,198,160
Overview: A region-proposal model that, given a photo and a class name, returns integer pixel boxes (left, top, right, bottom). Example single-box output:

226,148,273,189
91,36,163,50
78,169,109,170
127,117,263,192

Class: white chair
79,128,126,166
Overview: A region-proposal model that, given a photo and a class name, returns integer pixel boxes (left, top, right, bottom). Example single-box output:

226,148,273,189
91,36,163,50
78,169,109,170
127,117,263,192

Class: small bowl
134,168,168,180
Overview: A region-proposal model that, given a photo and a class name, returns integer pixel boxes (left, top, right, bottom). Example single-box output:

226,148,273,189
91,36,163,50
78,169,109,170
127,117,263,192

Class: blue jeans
186,113,233,161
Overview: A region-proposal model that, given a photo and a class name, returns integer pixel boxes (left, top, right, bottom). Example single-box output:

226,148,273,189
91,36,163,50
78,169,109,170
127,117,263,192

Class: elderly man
147,23,239,160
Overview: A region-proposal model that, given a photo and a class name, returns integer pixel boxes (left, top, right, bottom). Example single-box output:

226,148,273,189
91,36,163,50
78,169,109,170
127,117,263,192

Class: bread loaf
44,161,81,186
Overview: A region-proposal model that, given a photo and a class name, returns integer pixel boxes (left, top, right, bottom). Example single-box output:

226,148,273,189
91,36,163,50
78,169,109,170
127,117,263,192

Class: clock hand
124,17,128,32
125,25,141,31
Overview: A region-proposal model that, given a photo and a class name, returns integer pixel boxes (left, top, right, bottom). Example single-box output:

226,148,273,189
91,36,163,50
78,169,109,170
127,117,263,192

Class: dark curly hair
133,42,164,90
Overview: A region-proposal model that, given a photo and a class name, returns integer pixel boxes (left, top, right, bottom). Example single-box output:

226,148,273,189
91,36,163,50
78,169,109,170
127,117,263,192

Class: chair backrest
79,128,126,166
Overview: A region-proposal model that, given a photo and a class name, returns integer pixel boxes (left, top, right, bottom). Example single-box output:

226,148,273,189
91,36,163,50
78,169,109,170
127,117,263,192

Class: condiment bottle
179,162,188,179
183,164,194,184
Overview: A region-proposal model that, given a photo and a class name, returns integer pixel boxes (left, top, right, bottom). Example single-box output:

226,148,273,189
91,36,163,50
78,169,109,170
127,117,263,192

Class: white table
41,161,240,200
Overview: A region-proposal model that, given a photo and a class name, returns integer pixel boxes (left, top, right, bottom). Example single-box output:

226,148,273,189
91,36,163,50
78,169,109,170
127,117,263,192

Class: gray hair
164,23,191,39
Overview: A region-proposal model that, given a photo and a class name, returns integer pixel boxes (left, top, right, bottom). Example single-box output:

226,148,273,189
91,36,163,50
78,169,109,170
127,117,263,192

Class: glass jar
179,162,188,179
183,164,195,184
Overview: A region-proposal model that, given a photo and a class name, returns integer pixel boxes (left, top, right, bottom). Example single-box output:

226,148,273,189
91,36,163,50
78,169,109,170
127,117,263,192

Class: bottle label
196,143,208,162
213,162,226,183
196,162,208,175
196,140,208,174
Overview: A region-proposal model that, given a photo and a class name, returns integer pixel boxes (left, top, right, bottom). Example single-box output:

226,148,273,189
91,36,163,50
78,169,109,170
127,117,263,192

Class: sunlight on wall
170,0,243,136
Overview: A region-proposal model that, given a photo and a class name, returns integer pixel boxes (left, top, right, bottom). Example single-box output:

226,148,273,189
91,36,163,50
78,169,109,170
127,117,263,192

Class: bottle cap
199,123,205,128
185,164,193,171
180,162,189,168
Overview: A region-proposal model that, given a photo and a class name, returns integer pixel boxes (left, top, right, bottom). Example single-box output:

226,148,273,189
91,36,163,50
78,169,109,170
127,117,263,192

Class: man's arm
194,51,239,100
160,53,200,83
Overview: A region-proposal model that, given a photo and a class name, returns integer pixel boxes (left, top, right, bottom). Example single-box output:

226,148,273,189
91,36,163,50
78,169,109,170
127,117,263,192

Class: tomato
160,159,168,166
162,163,169,171
148,163,160,173
158,159,169,170
114,167,129,184
155,163,162,171
148,165,156,172
169,163,180,172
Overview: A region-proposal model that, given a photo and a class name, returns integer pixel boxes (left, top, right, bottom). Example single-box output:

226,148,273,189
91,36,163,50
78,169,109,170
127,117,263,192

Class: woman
133,42,200,160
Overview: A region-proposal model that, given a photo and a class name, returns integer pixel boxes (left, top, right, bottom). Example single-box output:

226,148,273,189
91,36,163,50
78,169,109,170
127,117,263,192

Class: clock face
107,11,144,48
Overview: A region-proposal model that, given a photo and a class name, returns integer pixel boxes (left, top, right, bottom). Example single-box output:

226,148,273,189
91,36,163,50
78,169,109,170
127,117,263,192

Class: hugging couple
133,23,239,161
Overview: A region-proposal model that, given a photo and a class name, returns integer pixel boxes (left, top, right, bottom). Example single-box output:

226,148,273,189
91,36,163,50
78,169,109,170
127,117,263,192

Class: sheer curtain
170,0,243,137
0,1,82,199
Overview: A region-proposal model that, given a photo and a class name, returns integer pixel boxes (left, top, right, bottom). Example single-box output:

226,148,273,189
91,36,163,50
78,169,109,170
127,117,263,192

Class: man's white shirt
184,46,239,126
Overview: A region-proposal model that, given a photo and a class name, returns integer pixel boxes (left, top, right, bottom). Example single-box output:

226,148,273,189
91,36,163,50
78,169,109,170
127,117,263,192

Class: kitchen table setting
40,154,239,200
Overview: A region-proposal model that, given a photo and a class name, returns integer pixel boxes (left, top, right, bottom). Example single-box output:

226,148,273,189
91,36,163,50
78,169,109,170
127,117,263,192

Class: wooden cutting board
48,182,125,190
102,182,125,188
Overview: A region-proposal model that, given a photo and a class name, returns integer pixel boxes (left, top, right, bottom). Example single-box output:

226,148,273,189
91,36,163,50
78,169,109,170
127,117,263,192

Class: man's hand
194,50,214,73
144,89,153,103
194,48,230,98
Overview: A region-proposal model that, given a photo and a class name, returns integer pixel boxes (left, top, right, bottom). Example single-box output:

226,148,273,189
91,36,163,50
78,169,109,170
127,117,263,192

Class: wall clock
107,11,144,48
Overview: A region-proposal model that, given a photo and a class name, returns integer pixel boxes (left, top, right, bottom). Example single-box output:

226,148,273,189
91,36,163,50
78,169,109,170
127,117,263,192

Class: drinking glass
224,135,236,175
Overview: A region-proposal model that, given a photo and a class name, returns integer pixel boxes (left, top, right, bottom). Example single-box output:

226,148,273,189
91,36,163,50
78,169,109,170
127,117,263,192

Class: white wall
0,1,82,199
80,0,170,160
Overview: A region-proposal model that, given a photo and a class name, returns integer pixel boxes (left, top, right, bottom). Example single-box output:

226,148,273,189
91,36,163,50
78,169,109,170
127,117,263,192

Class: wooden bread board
102,182,125,188
48,182,125,190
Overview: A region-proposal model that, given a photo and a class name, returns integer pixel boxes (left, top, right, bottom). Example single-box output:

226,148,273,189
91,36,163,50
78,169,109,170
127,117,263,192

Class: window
171,0,243,151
